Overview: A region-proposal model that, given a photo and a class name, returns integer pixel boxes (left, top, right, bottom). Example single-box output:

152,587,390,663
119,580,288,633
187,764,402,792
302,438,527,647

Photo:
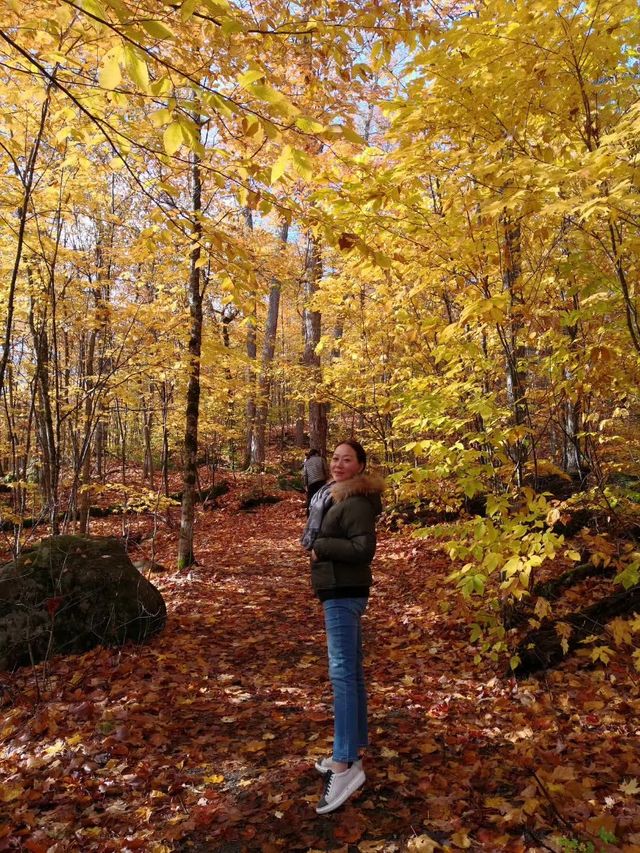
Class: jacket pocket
311,560,336,591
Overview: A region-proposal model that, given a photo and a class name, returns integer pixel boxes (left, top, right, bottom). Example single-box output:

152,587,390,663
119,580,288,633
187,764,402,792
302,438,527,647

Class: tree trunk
78,326,97,535
142,396,154,486
0,75,54,393
500,214,529,486
220,306,239,466
242,208,257,468
178,145,203,570
302,234,327,455
27,298,59,534
159,381,171,499
95,418,106,481
252,221,289,466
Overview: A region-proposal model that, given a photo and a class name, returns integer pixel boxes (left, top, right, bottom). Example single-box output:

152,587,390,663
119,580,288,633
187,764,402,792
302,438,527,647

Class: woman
301,439,384,814
302,448,330,515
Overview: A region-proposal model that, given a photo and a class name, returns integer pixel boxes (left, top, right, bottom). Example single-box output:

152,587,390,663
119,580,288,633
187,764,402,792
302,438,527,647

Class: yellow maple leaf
44,739,65,757
135,806,154,821
610,618,632,646
619,778,640,796
203,774,224,784
244,739,266,752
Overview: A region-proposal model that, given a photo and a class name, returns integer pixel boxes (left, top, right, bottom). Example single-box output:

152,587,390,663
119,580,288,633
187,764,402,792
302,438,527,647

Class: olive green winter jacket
310,473,384,599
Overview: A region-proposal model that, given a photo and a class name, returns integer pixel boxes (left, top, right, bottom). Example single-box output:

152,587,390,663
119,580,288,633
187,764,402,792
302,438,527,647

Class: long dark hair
334,438,367,469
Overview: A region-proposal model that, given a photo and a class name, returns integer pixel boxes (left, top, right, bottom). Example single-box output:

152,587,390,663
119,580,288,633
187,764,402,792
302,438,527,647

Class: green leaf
205,92,235,118
238,69,265,88
180,0,199,21
295,116,325,133
221,17,244,34
249,83,295,116
292,148,313,179
373,251,392,268
177,115,201,146
202,0,231,11
102,0,128,20
341,124,366,145
80,0,107,19
141,19,174,40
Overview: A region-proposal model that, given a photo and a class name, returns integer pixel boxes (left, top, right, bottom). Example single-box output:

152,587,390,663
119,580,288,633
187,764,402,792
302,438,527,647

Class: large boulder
0,535,167,671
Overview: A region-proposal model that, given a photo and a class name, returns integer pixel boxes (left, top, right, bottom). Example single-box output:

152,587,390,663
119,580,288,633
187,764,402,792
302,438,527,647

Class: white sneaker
316,763,366,814
315,756,362,775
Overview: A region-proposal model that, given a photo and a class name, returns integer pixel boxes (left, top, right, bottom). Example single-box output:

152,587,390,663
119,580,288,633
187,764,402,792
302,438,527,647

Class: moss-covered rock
0,535,166,671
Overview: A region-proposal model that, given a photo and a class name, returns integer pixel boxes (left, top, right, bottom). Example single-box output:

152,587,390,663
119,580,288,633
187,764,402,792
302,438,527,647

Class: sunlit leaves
295,116,325,134
270,145,291,184
163,122,184,156
162,117,202,156
98,47,122,89
79,0,107,19
123,44,149,91
238,68,266,88
140,19,174,41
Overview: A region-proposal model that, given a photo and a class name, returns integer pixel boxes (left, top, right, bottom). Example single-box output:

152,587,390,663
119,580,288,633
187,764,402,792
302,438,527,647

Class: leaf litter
1,479,639,851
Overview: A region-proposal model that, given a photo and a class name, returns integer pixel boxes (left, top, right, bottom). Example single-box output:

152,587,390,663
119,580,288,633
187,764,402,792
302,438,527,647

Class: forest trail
2,487,640,852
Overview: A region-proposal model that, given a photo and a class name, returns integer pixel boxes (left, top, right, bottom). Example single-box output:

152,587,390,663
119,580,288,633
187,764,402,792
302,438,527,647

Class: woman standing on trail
302,448,330,515
301,439,384,814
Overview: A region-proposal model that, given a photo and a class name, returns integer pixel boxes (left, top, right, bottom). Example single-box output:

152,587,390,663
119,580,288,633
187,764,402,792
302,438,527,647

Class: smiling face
330,443,365,482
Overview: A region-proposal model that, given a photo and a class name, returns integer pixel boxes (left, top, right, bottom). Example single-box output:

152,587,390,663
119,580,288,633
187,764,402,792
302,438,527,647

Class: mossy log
514,583,640,677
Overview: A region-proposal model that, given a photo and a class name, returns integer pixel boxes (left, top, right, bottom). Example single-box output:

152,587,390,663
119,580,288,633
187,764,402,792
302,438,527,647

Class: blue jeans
322,597,369,763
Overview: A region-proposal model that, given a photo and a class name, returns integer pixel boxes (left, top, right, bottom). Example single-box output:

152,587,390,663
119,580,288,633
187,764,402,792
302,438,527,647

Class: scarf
301,482,334,551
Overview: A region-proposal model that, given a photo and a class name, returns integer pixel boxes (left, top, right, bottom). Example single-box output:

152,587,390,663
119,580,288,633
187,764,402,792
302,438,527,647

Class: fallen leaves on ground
1,479,639,852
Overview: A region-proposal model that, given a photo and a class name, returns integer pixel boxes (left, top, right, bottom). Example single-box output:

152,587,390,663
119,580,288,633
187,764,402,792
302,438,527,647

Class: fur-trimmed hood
329,473,386,504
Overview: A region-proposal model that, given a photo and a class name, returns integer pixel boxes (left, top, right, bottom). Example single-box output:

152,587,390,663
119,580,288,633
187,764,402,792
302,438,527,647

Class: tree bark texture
302,234,327,455
252,220,289,466
500,214,529,486
178,149,203,570
0,76,54,394
242,208,257,467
